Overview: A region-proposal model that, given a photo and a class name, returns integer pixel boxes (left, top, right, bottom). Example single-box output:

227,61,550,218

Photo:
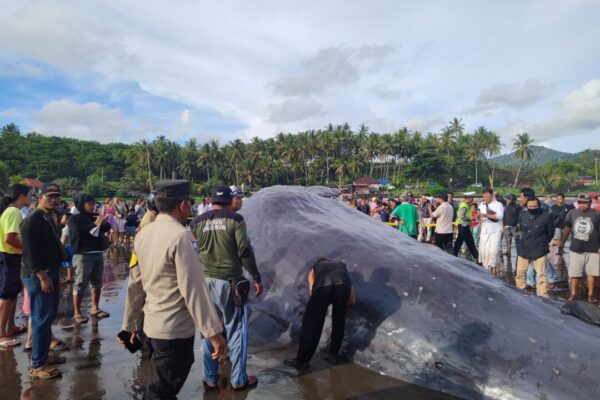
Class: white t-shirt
432,202,454,234
478,200,504,234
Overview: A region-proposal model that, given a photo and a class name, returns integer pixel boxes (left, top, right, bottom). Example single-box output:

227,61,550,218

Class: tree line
0,121,597,196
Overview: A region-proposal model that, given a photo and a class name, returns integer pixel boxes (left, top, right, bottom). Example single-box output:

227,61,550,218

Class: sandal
588,296,598,304
0,338,21,349
50,339,69,352
89,310,110,319
202,380,219,392
9,325,27,337
567,296,577,302
24,345,32,353
232,376,258,392
74,315,89,324
28,364,62,379
47,355,66,365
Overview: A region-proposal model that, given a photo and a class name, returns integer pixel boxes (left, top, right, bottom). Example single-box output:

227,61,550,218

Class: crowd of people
348,188,600,301
2,179,600,398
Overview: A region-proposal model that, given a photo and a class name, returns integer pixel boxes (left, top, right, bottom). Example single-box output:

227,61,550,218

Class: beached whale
241,186,600,400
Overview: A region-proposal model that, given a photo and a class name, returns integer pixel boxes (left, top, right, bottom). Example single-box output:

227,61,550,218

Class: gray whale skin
241,186,599,400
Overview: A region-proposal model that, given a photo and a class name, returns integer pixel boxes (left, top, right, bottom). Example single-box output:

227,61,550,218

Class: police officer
192,185,262,391
120,180,227,400
285,258,356,371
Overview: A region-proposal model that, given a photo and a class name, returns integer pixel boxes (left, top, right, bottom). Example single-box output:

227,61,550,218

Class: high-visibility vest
456,201,470,226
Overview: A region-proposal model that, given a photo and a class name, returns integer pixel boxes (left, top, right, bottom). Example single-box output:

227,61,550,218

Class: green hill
491,145,576,166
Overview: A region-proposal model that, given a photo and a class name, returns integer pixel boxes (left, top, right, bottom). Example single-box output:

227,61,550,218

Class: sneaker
283,358,310,371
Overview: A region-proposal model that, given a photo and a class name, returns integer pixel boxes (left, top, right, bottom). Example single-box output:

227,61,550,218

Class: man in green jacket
192,185,262,392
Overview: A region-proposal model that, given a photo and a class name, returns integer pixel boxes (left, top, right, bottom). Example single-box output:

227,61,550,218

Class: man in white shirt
432,194,454,252
478,187,504,275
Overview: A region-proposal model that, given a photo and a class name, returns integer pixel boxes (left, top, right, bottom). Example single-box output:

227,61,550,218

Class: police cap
154,180,191,199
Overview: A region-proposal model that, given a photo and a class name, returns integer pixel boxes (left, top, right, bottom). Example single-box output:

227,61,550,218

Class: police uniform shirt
122,214,222,340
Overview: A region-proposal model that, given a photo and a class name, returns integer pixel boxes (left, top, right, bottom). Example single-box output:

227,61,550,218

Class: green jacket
192,209,261,282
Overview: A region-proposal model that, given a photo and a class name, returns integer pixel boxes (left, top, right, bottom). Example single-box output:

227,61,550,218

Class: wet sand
0,248,460,400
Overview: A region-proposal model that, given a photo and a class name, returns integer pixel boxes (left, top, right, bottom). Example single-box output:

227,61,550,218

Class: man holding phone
478,187,504,275
121,180,227,399
69,193,112,324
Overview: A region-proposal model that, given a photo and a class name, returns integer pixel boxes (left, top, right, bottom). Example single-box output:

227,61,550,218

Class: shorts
126,226,137,236
552,228,562,241
62,244,74,268
568,251,600,278
73,252,104,295
0,252,22,299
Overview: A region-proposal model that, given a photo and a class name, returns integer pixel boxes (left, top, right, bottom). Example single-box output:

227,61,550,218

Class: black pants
147,336,195,400
435,233,453,251
453,225,479,260
297,285,349,364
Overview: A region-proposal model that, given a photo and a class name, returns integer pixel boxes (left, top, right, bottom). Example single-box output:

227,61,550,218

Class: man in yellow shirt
0,183,31,348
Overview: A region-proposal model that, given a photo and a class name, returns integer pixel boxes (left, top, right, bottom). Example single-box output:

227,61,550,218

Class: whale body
241,186,600,400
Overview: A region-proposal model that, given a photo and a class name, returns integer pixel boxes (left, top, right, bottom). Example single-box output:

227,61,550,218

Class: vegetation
1,121,598,196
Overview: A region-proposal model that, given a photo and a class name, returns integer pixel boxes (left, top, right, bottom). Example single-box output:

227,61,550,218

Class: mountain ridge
491,145,577,166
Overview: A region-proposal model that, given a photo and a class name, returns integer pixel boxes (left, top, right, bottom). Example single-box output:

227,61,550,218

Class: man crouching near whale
285,258,356,371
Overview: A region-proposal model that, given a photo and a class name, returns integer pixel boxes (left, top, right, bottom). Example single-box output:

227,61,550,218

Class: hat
504,194,516,201
211,185,232,204
40,183,61,196
462,191,476,198
229,185,242,197
577,193,591,202
154,180,191,199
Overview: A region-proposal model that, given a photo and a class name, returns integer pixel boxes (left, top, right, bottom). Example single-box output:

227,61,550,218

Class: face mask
527,208,540,214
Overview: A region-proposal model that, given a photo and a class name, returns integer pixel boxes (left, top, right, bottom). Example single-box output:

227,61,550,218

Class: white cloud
0,107,19,117
468,80,553,114
405,115,443,133
180,109,192,125
31,100,131,142
267,98,323,123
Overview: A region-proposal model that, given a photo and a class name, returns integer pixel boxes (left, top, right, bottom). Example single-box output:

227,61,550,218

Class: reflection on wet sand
1,247,459,400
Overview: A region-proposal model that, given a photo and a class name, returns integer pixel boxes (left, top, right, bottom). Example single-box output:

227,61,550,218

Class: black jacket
551,203,574,229
516,209,554,260
69,212,111,254
503,203,521,227
20,209,64,277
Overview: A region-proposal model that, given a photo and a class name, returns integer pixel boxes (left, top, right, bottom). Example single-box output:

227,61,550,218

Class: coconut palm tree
484,131,502,188
513,132,534,188
448,117,465,136
464,128,488,185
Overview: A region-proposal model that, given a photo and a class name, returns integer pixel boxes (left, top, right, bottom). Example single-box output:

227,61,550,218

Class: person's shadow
341,267,403,359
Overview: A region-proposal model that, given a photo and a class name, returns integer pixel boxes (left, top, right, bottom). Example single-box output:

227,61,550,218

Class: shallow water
0,247,460,400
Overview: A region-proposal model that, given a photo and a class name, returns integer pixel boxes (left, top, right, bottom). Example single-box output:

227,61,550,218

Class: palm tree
448,117,465,136
513,132,534,188
439,127,456,156
333,159,347,187
484,132,502,188
463,128,487,185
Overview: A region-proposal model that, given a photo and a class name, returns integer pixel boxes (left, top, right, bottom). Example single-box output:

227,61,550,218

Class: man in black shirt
515,197,554,297
69,194,111,324
356,198,370,215
502,194,521,255
285,258,356,370
20,183,65,379
550,193,573,251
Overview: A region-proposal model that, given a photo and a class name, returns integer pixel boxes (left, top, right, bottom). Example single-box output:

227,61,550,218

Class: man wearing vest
453,193,479,261
192,185,262,391
285,258,357,371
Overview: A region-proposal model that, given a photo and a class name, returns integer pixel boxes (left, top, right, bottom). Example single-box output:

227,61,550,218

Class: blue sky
1,1,600,153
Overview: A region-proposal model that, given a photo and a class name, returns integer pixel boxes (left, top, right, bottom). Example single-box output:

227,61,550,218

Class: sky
1,0,600,154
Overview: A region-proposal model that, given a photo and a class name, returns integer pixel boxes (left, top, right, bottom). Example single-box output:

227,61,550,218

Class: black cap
40,183,61,195
504,194,516,201
211,185,232,204
154,180,191,199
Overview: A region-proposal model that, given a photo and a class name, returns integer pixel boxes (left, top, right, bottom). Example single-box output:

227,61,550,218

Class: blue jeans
203,278,248,388
22,269,59,368
526,261,557,286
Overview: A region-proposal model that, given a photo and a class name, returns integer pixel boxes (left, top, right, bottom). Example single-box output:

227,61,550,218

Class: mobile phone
117,330,143,353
